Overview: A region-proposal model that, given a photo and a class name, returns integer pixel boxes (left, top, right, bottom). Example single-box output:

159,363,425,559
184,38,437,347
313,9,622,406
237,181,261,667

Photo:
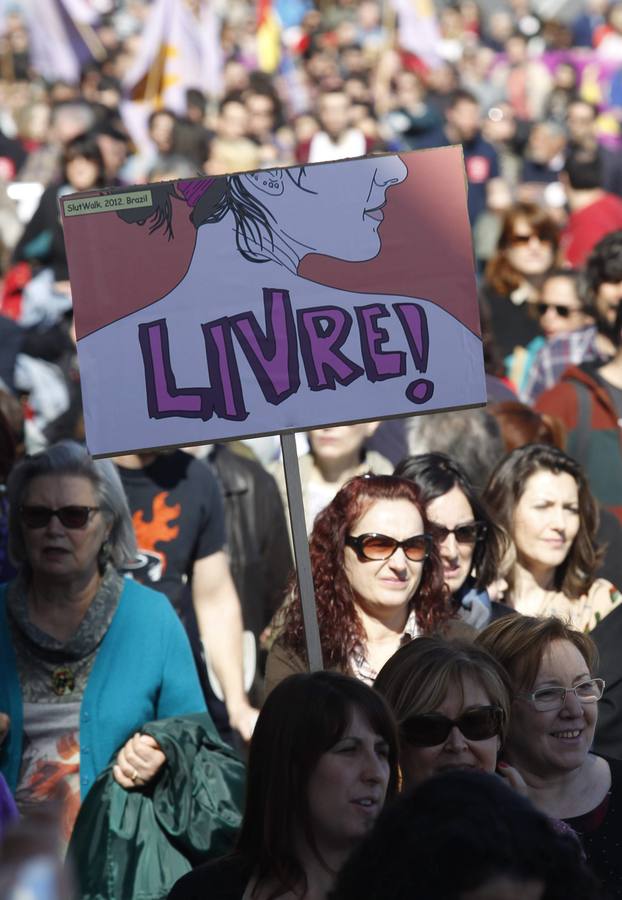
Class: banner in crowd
61,146,486,457
540,50,622,117
120,0,222,153
23,0,105,84
388,0,441,69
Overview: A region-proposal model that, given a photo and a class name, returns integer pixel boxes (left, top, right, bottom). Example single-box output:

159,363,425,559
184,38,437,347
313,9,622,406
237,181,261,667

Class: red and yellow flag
257,0,281,73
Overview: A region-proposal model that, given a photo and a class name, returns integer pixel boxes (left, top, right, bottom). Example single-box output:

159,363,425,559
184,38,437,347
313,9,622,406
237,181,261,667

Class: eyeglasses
20,505,101,529
517,678,605,712
345,532,432,562
401,706,504,747
536,302,581,318
430,521,487,545
510,232,550,246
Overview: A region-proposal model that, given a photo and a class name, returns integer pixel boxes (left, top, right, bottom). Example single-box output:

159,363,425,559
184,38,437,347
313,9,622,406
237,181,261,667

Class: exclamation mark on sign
393,302,434,405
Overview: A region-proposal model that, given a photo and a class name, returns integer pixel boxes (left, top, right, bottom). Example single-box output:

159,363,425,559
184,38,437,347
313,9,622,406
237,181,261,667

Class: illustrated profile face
248,155,408,264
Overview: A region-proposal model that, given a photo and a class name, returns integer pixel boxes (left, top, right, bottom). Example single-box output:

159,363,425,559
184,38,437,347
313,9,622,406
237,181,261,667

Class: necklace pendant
52,666,75,696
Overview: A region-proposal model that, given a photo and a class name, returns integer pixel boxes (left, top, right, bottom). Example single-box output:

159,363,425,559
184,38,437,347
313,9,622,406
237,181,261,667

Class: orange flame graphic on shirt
132,492,181,575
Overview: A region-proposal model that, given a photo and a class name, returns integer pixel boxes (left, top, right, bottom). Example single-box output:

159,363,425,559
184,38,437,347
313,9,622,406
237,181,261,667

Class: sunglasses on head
401,705,503,747
20,505,101,529
536,302,579,318
345,532,432,562
430,521,486,545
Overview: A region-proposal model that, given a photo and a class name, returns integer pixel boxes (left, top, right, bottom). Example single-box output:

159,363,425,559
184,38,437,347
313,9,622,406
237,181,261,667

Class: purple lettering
201,318,248,420
297,306,364,391
406,379,434,404
139,320,211,420
139,319,248,421
355,304,405,382
393,303,429,371
230,288,300,405
139,295,437,423
393,302,435,405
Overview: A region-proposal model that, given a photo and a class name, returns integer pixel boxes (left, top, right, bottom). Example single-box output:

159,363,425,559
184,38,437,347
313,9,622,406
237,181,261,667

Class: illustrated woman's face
253,155,408,263
307,706,391,854
512,469,580,579
399,675,501,789
426,486,478,595
344,497,426,623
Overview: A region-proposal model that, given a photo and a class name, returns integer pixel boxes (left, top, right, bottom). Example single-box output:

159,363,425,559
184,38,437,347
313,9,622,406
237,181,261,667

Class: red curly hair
279,475,451,671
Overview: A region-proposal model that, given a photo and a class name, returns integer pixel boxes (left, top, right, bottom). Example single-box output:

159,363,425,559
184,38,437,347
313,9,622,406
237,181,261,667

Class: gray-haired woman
0,441,206,845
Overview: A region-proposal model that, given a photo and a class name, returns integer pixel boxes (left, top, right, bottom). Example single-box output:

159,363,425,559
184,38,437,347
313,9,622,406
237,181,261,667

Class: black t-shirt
564,755,622,899
479,282,543,363
168,856,251,900
118,450,225,608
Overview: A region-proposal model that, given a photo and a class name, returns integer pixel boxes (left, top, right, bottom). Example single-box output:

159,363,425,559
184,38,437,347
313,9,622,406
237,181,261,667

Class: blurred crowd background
3,2,622,897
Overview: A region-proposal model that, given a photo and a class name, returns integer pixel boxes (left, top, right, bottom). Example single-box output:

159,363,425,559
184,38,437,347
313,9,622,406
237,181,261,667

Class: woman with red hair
265,475,463,693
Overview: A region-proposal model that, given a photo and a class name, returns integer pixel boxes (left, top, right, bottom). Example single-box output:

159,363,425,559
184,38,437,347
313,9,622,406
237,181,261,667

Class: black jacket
593,606,622,759
207,444,292,641
67,713,246,900
169,856,251,900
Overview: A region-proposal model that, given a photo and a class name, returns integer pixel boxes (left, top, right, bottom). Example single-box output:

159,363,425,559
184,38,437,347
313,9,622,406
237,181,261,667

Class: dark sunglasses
20,505,101,529
345,532,432,562
401,705,503,747
430,521,486,545
536,302,579,318
510,232,550,245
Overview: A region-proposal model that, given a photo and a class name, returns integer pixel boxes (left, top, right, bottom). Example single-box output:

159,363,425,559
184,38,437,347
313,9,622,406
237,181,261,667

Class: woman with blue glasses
478,615,621,898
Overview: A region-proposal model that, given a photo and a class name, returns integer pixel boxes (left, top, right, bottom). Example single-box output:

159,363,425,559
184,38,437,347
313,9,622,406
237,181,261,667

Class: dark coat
67,713,245,900
593,606,622,760
208,444,292,641
168,856,251,900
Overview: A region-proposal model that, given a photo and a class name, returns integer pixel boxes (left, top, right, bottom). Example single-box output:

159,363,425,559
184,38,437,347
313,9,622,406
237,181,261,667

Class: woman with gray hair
0,441,206,846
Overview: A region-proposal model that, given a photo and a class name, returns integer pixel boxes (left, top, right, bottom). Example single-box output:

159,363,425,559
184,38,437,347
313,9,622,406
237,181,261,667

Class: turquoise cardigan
0,577,207,799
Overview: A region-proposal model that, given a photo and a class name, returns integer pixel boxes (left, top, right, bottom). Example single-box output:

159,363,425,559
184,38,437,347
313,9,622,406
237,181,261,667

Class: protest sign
61,146,486,459
62,146,486,671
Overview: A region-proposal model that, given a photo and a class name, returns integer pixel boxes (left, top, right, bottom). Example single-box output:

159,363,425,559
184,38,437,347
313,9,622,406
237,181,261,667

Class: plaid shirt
350,609,419,685
521,325,605,405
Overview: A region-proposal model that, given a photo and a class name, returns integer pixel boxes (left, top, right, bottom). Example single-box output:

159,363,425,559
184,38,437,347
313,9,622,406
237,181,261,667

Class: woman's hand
227,701,260,743
113,732,166,790
0,713,9,745
497,761,528,796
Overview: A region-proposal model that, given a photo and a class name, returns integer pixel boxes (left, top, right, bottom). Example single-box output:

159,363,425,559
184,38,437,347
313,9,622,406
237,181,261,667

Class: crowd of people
2,0,622,897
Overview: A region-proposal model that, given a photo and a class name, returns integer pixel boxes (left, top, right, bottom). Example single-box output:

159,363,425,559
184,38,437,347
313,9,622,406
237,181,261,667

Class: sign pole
280,432,324,672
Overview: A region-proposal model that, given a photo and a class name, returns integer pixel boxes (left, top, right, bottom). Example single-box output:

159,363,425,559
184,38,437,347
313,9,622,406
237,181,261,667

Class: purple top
0,772,18,841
